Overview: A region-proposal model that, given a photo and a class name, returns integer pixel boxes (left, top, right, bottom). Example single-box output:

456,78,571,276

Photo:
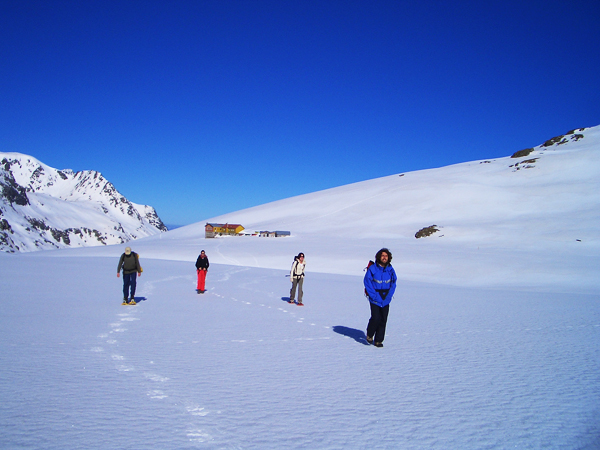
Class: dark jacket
118,252,141,275
364,262,397,307
195,255,209,270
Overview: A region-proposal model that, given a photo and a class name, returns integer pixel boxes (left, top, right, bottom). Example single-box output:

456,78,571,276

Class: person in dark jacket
117,247,142,305
195,250,210,293
364,248,397,347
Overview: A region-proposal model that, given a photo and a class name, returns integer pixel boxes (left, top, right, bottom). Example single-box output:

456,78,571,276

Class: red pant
197,269,207,291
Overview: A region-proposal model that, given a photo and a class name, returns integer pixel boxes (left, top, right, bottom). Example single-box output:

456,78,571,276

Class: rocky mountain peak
0,153,166,252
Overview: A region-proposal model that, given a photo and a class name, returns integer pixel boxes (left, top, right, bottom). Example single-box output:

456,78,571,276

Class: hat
125,247,132,255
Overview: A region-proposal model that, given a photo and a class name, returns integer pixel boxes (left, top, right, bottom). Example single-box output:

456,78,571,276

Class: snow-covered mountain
0,153,166,252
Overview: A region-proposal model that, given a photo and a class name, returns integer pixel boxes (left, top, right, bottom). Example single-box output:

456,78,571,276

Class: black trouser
367,303,390,343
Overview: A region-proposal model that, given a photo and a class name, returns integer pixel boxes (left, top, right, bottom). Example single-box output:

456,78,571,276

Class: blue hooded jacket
364,262,397,307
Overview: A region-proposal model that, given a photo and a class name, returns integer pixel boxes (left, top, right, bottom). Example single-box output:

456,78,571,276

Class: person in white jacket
289,252,305,305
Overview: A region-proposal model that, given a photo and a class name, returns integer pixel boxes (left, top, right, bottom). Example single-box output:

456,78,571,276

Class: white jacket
290,259,306,279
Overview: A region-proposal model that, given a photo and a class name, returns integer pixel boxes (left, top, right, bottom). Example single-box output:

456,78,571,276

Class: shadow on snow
332,326,370,345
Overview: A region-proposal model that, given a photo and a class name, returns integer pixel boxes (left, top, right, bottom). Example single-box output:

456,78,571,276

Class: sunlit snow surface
1,255,599,449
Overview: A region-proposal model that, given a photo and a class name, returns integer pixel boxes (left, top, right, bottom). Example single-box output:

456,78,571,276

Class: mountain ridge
0,153,166,252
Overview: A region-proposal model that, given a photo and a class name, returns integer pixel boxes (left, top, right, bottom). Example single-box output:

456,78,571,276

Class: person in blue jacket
364,248,397,347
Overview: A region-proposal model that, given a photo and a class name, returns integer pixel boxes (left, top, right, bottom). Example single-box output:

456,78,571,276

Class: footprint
145,373,170,382
109,322,127,332
186,429,211,442
147,390,168,399
187,406,209,416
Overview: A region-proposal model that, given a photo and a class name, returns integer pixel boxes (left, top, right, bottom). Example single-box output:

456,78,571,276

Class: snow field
1,253,599,449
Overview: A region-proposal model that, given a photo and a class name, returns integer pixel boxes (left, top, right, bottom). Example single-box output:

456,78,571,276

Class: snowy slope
63,126,599,292
205,126,599,245
0,153,167,252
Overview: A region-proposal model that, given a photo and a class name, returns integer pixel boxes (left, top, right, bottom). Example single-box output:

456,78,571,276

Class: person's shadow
332,326,370,345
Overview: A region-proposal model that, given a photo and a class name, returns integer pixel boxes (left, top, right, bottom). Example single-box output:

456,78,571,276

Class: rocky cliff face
0,153,166,252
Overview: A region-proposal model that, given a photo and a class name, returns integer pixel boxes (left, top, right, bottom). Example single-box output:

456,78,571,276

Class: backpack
135,252,143,273
364,260,374,297
290,256,299,276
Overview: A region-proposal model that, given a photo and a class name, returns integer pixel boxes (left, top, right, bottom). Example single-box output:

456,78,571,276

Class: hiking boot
297,302,304,306
374,342,383,348
122,299,128,305
366,335,373,344
129,298,136,305
288,300,294,304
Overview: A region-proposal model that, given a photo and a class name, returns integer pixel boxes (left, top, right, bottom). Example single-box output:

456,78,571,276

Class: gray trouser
290,277,304,303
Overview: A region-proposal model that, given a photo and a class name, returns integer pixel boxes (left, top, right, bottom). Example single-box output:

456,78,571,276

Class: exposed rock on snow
415,225,440,239
0,153,166,252
541,128,585,147
511,148,534,158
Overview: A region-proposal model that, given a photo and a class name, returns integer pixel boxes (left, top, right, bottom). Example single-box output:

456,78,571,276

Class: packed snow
1,126,599,449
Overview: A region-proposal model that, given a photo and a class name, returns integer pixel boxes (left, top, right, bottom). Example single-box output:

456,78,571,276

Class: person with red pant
195,250,209,293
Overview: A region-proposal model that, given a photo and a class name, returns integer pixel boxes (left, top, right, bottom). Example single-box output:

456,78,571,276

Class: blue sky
1,0,599,226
